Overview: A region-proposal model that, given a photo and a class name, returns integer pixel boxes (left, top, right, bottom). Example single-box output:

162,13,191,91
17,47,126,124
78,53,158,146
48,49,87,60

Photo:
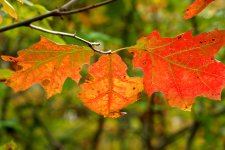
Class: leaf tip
149,30,161,38
1,55,18,62
105,111,127,118
183,15,191,20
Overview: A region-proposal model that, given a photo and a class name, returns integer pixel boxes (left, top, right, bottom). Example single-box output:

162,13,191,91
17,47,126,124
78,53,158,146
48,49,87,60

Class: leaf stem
29,24,111,54
112,47,132,53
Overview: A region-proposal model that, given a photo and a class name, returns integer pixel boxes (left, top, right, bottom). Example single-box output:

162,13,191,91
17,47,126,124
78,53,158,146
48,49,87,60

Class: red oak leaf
184,0,215,19
79,54,143,118
129,29,225,109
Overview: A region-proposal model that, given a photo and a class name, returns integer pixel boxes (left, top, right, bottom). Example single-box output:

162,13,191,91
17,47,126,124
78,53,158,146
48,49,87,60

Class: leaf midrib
22,49,90,82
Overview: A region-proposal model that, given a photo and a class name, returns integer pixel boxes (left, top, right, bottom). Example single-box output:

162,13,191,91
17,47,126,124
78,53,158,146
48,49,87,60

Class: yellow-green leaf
0,0,17,19
0,69,14,81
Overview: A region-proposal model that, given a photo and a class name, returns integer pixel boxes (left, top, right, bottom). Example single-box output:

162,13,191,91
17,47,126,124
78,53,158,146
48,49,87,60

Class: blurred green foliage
0,0,225,149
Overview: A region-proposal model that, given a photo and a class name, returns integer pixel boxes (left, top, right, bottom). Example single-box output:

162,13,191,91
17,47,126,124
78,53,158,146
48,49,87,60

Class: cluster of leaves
0,0,213,22
1,0,225,118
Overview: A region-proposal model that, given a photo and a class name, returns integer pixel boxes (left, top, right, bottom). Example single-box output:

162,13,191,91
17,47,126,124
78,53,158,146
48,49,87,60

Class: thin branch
0,0,117,32
185,121,200,150
155,125,191,150
155,107,225,150
29,24,111,54
59,0,116,15
91,117,105,150
141,94,156,150
213,108,225,117
0,10,58,32
60,0,79,11
112,47,131,53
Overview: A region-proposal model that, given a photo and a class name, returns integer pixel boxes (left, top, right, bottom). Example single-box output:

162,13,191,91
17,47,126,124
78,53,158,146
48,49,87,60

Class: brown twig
0,0,117,32
185,121,200,150
29,24,111,54
141,94,156,150
156,106,225,150
155,125,191,150
91,117,105,150
60,0,79,11
59,0,116,15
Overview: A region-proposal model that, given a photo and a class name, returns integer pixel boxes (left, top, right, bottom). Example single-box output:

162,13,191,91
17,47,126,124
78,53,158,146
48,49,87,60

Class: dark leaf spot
86,74,94,82
41,79,51,86
143,62,147,65
16,65,23,71
137,92,142,99
177,35,182,39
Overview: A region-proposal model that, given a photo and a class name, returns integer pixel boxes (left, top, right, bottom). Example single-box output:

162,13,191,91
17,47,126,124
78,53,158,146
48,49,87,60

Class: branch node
104,50,112,54
91,42,101,46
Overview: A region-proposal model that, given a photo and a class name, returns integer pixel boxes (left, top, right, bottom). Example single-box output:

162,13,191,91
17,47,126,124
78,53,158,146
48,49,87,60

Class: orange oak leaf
129,29,225,109
79,54,143,118
184,0,215,19
1,36,93,97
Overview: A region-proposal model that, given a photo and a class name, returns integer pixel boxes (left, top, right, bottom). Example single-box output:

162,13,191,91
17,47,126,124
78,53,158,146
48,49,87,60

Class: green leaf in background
0,69,14,81
0,141,16,150
0,0,17,19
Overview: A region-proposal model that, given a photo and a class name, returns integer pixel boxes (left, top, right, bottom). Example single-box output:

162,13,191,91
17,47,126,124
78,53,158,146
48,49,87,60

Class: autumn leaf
0,0,23,23
0,0,17,19
79,54,143,118
129,29,225,109
184,0,215,19
1,36,93,97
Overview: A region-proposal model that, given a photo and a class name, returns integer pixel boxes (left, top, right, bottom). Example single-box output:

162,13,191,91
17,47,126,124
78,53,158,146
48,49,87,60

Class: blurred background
0,0,225,149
